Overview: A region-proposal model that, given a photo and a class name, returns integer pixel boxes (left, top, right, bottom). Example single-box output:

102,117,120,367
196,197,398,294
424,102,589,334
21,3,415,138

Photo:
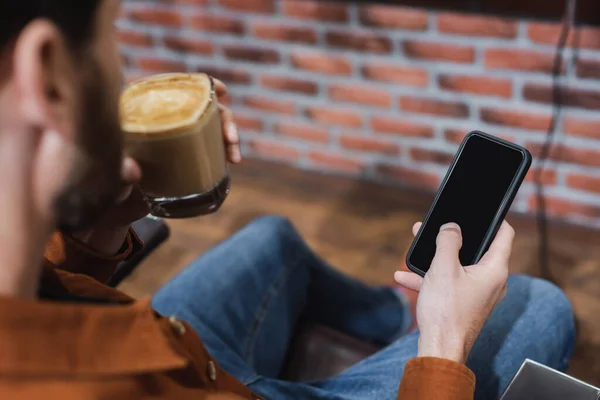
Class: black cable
535,0,577,284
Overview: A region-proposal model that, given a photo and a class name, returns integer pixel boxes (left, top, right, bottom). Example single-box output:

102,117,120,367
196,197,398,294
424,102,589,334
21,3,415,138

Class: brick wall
119,0,600,227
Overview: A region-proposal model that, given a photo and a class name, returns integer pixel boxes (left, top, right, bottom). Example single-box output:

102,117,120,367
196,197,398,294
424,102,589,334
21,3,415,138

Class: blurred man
0,1,575,399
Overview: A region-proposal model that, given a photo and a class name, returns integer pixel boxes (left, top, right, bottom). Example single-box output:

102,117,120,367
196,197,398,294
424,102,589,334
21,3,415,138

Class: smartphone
406,131,531,276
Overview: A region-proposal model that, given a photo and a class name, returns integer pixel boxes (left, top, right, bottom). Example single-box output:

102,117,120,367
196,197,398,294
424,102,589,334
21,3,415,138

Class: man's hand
394,221,514,364
71,79,241,255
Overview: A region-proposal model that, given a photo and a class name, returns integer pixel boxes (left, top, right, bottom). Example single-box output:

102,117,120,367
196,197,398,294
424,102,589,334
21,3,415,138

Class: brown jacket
0,231,475,399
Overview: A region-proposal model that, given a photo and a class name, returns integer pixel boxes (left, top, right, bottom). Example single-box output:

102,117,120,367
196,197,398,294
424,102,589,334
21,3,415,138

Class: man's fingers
226,132,242,163
219,104,241,163
479,221,515,266
431,223,463,273
412,222,422,237
394,271,424,292
116,158,142,204
116,184,134,203
213,78,228,98
219,104,233,125
224,118,239,144
121,157,142,185
212,80,240,163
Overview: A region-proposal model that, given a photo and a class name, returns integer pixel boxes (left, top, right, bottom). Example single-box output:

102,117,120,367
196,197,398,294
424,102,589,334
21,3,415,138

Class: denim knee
508,274,576,365
250,215,295,235
241,215,303,248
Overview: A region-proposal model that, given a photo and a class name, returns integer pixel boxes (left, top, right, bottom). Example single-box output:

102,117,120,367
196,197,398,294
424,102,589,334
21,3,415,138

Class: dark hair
0,1,102,52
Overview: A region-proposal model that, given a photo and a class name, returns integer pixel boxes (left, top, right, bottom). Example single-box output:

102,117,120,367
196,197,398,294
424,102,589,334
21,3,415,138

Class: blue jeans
152,216,575,400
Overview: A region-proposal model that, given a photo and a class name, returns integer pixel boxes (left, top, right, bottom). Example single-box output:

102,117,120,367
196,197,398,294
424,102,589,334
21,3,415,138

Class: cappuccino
120,73,229,218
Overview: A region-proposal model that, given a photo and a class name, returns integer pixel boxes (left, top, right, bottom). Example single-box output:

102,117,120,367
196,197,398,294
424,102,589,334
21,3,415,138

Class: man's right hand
394,221,515,364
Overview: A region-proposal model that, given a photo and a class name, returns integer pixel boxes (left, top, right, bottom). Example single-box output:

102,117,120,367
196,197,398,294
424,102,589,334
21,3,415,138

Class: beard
53,59,124,234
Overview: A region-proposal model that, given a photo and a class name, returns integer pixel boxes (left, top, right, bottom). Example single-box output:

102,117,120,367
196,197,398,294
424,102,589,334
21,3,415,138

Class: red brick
528,23,600,50
521,83,556,105
163,36,213,55
527,196,600,219
524,169,557,186
326,31,392,54
438,75,512,99
243,96,296,115
480,108,551,131
223,45,279,64
282,0,348,22
555,146,600,167
234,114,264,132
260,76,318,95
136,57,186,72
248,140,300,161
275,123,330,143
400,97,469,118
117,29,153,47
563,117,600,139
190,14,245,35
444,128,468,145
218,0,274,13
339,135,400,155
128,8,182,26
359,5,428,30
438,12,517,38
577,59,600,79
305,107,362,128
410,148,454,165
403,40,475,64
524,84,600,111
195,66,251,84
362,63,428,87
570,26,600,50
376,164,439,190
371,116,434,137
328,85,391,108
567,174,600,194
484,48,556,73
161,0,207,4
309,151,364,174
291,51,352,76
444,129,516,145
527,143,600,168
251,23,317,44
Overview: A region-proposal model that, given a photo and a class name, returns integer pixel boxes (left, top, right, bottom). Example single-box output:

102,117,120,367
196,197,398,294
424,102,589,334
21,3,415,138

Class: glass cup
120,73,229,218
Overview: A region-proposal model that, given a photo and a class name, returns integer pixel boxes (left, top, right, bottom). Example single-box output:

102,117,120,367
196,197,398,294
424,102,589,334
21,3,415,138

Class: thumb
431,223,463,274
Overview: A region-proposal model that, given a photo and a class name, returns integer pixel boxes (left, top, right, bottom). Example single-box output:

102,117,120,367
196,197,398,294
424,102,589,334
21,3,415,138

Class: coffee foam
120,73,212,135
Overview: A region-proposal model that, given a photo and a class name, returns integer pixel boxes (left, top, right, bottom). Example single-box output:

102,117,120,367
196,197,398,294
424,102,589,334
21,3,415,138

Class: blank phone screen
408,134,525,273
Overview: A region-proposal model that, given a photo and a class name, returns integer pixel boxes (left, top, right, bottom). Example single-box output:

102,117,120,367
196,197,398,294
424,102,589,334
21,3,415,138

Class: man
0,1,575,399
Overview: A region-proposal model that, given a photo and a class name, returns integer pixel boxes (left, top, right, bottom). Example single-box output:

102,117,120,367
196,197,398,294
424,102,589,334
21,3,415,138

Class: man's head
0,0,124,233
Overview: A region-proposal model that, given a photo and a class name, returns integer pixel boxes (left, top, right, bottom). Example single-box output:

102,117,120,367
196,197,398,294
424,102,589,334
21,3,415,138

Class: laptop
500,359,600,400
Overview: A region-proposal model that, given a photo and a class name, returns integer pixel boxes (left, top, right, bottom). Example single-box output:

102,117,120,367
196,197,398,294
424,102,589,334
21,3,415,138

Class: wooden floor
119,159,600,387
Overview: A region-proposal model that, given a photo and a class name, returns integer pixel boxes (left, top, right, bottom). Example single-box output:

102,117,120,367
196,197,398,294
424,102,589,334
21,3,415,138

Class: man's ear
12,19,77,140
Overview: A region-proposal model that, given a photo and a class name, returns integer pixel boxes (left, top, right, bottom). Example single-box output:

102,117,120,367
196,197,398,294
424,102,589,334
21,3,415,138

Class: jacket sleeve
43,228,144,284
398,357,475,400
